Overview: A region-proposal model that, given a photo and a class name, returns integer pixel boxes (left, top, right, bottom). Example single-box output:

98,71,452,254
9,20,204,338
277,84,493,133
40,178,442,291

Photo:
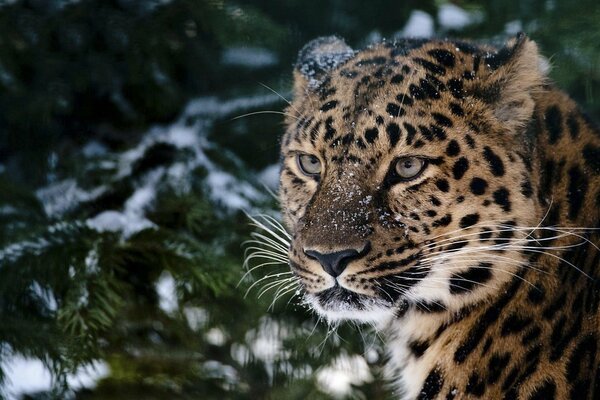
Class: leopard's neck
381,86,600,400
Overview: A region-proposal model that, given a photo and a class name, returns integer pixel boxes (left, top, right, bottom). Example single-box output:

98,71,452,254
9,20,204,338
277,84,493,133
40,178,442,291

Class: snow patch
202,360,239,390
258,164,280,190
3,356,109,399
438,3,482,30
156,271,178,314
316,353,373,398
183,306,209,331
36,179,105,217
398,10,434,38
29,281,57,313
205,327,227,346
206,170,262,210
82,141,108,158
504,20,523,35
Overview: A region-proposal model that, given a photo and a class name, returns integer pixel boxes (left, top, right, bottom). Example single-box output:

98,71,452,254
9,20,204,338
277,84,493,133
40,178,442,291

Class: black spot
493,187,511,212
447,240,468,252
567,334,597,382
341,133,354,145
324,116,336,141
419,78,440,99
431,125,447,140
386,123,401,146
450,103,464,117
418,368,444,400
447,78,464,99
542,292,566,320
459,213,479,228
527,286,544,304
487,352,510,384
426,210,437,217
414,57,446,75
522,326,541,345
502,368,520,395
470,178,487,195
391,74,404,84
419,125,434,141
582,144,600,174
481,337,493,356
386,102,404,117
545,105,562,144
494,224,515,245
425,73,447,92
435,179,450,192
462,71,475,80
529,381,556,400
567,113,579,139
396,93,414,107
566,166,588,220
428,49,456,67
446,140,460,157
473,55,481,72
485,44,515,70
465,134,475,148
473,83,500,104
365,127,379,144
375,115,384,125
449,263,492,294
409,340,429,358
452,157,469,180
404,123,417,145
432,214,452,227
414,139,425,148
483,147,505,176
433,113,453,127
521,179,533,198
454,275,522,363
501,313,533,336
466,372,486,397
430,195,442,206
409,84,426,100
479,228,493,240
550,313,582,361
320,100,338,112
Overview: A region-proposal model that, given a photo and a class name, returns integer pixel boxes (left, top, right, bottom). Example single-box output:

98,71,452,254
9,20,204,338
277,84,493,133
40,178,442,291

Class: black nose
304,243,370,277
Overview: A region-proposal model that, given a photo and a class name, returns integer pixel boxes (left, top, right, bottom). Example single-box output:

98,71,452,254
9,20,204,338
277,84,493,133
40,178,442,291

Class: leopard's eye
394,157,426,180
297,154,322,176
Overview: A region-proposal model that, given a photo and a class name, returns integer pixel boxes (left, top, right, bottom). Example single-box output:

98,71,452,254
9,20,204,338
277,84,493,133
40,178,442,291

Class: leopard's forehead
283,39,507,163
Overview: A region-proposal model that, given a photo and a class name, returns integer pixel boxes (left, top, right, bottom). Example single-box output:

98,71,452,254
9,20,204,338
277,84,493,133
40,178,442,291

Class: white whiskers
242,214,299,310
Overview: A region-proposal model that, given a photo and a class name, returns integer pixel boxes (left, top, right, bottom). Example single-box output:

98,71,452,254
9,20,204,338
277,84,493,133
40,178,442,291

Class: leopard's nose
304,242,370,277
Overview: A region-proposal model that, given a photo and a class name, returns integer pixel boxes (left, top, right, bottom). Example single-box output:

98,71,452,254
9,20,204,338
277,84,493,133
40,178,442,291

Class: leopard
276,34,600,399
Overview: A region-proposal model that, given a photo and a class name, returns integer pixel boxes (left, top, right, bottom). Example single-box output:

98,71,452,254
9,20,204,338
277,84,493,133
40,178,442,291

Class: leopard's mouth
315,283,370,309
304,282,397,324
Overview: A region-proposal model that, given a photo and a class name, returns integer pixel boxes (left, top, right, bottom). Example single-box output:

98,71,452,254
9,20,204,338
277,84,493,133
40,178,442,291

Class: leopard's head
279,35,546,324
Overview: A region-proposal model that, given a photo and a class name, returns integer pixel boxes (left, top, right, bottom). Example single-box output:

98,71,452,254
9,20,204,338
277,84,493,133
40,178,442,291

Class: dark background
0,0,599,398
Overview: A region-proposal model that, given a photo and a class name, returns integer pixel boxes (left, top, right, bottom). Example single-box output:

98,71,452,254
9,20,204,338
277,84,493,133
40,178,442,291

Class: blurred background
0,0,599,398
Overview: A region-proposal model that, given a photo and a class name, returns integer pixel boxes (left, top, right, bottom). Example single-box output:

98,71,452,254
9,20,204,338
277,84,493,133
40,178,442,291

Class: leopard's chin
305,285,395,325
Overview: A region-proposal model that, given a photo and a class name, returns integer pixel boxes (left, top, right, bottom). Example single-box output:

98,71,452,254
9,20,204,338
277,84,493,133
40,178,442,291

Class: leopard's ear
474,34,548,133
293,36,355,97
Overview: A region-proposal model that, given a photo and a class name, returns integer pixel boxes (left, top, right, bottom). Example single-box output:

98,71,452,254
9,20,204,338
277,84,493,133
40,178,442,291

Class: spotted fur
279,34,600,399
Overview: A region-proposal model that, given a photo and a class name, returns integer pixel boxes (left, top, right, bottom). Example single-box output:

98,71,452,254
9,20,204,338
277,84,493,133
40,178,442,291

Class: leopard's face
280,36,545,324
